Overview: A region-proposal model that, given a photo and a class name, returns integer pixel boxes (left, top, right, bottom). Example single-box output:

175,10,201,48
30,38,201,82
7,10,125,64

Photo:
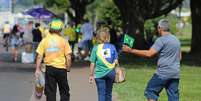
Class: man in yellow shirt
63,22,76,54
2,21,11,49
35,19,72,101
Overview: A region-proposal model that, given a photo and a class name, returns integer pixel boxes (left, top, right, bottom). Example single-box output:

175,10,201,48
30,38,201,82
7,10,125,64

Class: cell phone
123,34,135,48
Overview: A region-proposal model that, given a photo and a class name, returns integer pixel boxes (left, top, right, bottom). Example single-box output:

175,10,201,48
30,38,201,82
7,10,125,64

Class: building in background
0,0,34,30
0,0,13,30
0,0,12,12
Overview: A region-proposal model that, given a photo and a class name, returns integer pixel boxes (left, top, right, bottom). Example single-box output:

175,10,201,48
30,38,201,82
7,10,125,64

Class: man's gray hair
158,19,170,31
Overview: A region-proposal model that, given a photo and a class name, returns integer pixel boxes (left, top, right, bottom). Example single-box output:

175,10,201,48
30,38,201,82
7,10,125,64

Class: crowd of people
34,18,121,101
1,18,181,101
0,18,124,101
1,18,125,63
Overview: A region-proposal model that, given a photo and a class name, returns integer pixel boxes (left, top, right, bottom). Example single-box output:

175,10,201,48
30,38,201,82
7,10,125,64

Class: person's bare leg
148,99,155,101
77,48,82,59
14,49,18,62
11,48,15,61
83,50,89,58
79,49,88,59
11,51,14,61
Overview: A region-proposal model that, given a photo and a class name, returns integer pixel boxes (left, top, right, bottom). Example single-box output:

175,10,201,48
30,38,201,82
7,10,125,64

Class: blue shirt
152,34,181,79
80,22,94,40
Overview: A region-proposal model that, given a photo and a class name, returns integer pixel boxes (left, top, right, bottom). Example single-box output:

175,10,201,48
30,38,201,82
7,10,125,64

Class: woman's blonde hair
96,27,110,44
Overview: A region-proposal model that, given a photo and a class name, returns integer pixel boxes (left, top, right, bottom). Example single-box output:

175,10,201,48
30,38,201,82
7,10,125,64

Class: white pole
64,12,68,27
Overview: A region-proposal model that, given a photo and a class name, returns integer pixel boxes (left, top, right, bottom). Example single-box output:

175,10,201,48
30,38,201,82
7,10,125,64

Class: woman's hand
89,75,94,84
89,63,95,84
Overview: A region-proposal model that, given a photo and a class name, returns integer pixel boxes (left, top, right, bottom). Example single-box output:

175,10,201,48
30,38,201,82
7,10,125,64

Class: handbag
114,66,126,83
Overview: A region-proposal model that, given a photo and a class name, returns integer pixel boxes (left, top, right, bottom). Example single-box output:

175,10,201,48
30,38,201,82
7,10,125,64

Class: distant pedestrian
23,21,33,44
78,19,94,60
32,23,42,50
63,22,76,56
32,23,42,60
35,19,72,101
89,27,118,101
2,21,11,51
2,21,11,42
122,19,181,101
10,24,21,62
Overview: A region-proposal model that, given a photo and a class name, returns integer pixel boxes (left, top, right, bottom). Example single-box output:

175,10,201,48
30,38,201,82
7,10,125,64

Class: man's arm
35,54,43,78
122,45,157,58
65,54,72,72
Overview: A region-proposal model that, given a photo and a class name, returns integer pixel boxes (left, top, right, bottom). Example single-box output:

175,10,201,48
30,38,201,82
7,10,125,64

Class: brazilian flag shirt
90,43,118,78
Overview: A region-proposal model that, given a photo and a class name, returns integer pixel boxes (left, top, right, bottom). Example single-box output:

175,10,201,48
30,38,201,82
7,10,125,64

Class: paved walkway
0,44,118,101
29,62,98,101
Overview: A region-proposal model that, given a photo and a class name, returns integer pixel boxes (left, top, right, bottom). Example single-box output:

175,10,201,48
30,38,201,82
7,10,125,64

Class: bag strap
96,44,115,69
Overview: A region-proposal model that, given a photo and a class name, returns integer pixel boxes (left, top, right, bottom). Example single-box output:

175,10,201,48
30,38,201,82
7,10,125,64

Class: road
0,44,98,101
0,35,118,101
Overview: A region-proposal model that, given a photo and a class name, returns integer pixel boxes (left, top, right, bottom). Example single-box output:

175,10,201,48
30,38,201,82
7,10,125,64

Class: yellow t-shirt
63,27,76,41
43,29,51,38
36,34,72,69
39,27,44,34
3,24,11,33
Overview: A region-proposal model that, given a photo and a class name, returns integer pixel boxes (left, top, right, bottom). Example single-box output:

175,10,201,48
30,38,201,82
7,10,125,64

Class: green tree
44,0,95,24
67,0,95,24
44,0,69,15
95,0,121,27
113,0,183,49
190,0,201,54
33,0,45,5
18,0,33,6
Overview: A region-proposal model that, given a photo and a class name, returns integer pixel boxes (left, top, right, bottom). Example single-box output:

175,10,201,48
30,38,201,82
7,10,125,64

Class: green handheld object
124,34,135,48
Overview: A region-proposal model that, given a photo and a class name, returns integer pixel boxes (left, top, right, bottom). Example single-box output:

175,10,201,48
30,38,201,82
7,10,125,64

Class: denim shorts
78,40,92,50
11,44,19,49
144,74,179,101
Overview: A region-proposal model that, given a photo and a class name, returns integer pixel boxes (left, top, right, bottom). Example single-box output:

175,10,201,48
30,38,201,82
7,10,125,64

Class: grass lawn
113,23,198,101
114,63,201,101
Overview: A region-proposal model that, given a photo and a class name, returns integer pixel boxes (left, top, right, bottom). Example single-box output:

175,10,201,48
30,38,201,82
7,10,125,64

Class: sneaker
84,56,90,61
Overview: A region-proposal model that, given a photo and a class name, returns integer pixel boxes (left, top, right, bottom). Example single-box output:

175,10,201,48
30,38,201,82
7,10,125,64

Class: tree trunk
74,5,86,24
113,0,183,50
120,9,148,49
68,0,95,25
190,0,201,54
127,16,148,50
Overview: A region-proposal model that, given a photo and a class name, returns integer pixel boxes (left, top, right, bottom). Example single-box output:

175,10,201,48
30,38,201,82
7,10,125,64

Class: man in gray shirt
123,19,181,101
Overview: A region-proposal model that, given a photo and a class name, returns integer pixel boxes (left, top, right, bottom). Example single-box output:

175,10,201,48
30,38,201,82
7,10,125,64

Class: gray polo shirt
152,34,181,79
